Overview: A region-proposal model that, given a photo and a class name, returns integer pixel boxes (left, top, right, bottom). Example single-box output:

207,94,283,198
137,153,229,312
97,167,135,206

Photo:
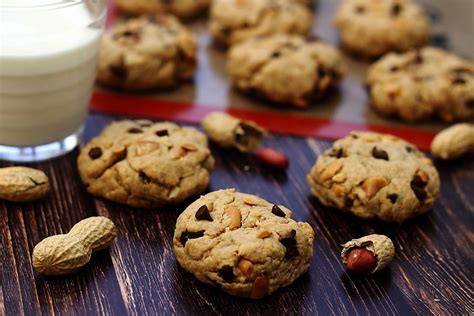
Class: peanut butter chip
362,177,388,198
225,206,241,229
256,228,271,239
238,259,254,277
250,276,269,299
320,159,343,180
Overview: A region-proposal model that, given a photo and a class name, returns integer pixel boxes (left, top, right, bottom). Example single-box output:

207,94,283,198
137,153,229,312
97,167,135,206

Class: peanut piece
182,144,198,152
244,197,259,206
416,170,429,183
226,206,241,229
238,259,254,277
134,141,160,157
0,167,49,202
431,123,474,160
250,276,269,299
256,228,272,239
362,177,387,198
32,217,117,275
341,234,394,274
320,160,343,181
206,202,214,212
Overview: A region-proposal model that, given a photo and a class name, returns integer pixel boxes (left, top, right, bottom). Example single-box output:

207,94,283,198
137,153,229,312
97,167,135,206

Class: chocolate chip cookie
227,34,345,107
334,0,430,58
115,0,209,19
367,47,474,122
77,120,215,208
96,14,197,91
307,131,440,222
209,0,312,48
173,189,314,299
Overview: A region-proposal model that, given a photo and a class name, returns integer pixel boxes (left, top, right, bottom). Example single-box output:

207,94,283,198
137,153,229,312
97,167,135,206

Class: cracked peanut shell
201,112,266,152
0,167,49,202
341,234,395,273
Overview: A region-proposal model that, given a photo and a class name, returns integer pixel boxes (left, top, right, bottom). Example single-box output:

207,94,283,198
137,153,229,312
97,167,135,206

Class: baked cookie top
116,0,209,19
227,34,345,107
367,47,474,122
209,0,312,47
173,189,314,299
77,120,215,208
334,0,430,58
307,131,440,222
96,14,197,90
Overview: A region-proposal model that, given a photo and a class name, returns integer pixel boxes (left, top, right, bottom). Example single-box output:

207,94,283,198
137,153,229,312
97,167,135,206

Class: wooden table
1,113,473,315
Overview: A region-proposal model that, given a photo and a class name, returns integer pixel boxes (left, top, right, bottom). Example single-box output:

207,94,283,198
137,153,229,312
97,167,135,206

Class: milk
0,1,104,147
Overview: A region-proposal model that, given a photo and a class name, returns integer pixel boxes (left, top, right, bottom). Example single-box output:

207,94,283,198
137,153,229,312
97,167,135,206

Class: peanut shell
431,123,474,160
0,167,49,202
341,234,395,273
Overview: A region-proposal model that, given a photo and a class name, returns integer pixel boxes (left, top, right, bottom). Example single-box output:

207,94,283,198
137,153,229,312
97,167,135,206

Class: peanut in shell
0,167,49,202
341,234,395,274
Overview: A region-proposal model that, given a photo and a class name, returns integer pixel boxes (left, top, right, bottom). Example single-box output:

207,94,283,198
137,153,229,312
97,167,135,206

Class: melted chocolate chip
391,3,402,16
390,65,400,72
329,147,344,158
387,193,398,204
364,83,372,94
466,99,474,109
410,175,428,201
453,77,466,85
217,265,235,283
195,205,213,221
405,146,414,153
155,130,169,137
179,230,205,246
413,52,423,64
139,172,151,184
88,147,103,160
109,64,127,79
279,230,298,259
372,147,389,161
128,127,143,134
271,51,281,58
272,205,286,217
344,197,354,208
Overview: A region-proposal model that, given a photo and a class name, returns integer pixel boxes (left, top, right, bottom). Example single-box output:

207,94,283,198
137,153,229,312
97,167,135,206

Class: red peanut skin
255,148,289,170
345,248,377,274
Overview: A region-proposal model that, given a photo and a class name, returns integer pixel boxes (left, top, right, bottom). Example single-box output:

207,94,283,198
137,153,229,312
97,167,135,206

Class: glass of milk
0,0,106,161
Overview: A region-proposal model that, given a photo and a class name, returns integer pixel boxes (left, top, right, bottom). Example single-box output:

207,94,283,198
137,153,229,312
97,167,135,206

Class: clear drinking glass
0,0,106,162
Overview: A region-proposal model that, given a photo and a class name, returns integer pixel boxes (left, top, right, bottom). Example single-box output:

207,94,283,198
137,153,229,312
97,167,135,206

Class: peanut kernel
226,206,241,230
256,228,271,239
238,259,254,277
362,177,388,198
320,159,343,181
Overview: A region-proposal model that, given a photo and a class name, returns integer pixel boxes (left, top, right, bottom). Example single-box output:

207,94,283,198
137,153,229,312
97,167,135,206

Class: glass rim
0,1,86,10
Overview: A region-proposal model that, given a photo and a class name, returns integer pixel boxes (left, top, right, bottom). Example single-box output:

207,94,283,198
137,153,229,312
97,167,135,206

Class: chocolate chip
355,5,365,13
351,134,359,139
372,147,389,161
195,205,213,221
329,147,344,158
466,99,474,109
88,147,102,160
271,51,281,58
344,197,354,208
109,64,127,79
391,3,402,16
453,77,466,85
279,230,298,259
217,265,235,283
390,65,400,72
405,146,413,153
155,130,169,137
387,193,398,203
307,34,320,42
410,175,428,201
139,172,151,184
128,127,143,134
272,205,286,217
179,230,205,246
364,83,372,94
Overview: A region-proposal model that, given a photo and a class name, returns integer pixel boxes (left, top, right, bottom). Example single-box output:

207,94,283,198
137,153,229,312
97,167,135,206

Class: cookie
227,34,345,107
209,0,312,48
307,131,440,222
77,120,215,208
367,47,474,122
202,112,266,152
334,0,430,58
96,15,197,91
115,0,209,19
173,189,314,299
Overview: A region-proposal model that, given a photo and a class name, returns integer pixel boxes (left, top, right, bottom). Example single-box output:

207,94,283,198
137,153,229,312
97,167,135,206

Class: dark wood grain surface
1,113,473,315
